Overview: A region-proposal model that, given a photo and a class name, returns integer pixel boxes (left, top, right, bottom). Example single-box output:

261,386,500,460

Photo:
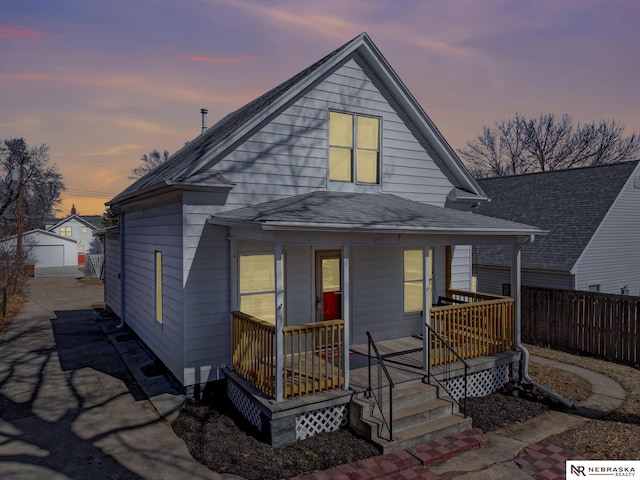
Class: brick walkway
291,429,488,480
515,442,585,480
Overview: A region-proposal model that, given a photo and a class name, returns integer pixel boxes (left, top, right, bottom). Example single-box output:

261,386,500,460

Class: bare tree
0,138,64,234
128,149,170,180
459,114,640,178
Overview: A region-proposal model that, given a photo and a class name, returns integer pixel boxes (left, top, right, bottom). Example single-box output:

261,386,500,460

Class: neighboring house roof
474,160,640,271
48,214,98,232
109,32,485,206
0,229,78,244
210,191,543,237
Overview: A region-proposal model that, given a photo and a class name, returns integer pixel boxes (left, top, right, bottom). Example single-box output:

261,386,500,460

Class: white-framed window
155,251,163,324
404,250,424,314
588,284,600,292
239,253,284,324
82,227,89,233
77,245,84,253
60,226,72,237
329,111,380,184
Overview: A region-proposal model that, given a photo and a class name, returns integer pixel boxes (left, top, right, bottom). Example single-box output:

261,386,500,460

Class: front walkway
294,355,625,480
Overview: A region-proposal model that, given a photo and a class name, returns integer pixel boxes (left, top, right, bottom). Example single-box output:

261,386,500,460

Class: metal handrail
365,331,395,441
425,323,469,417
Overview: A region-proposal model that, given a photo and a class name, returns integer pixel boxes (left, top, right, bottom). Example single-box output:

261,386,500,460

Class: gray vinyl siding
213,56,454,209
351,246,421,345
182,191,231,386
282,245,314,326
574,165,640,295
474,265,574,296
104,233,121,318
450,245,472,291
121,193,184,382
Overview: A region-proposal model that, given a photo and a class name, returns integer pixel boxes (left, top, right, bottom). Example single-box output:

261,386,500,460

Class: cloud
114,117,171,135
0,25,45,39
0,72,136,87
188,54,256,64
81,144,141,157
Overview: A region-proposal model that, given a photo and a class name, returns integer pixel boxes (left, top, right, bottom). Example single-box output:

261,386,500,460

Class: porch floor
349,336,521,381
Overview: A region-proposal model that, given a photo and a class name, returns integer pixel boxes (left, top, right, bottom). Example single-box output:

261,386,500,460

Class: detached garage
1,229,78,267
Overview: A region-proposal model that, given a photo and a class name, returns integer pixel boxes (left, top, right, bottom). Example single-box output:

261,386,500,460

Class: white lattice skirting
296,405,347,441
227,381,262,429
445,364,509,399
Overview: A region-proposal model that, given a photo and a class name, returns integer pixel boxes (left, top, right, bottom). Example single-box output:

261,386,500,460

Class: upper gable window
60,226,72,237
329,111,380,184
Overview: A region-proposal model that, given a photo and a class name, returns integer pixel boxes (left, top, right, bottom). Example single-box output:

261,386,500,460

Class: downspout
512,240,573,408
117,211,125,329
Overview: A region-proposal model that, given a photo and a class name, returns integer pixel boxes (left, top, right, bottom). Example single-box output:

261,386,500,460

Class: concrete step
352,381,440,416
374,413,473,454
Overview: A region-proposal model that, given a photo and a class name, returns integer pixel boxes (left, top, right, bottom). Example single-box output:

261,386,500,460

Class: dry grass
0,289,27,341
528,362,591,404
526,344,640,460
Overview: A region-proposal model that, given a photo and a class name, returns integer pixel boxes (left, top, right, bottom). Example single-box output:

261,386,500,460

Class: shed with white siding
0,229,78,267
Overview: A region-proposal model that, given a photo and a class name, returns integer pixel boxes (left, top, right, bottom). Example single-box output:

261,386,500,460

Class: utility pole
16,152,25,260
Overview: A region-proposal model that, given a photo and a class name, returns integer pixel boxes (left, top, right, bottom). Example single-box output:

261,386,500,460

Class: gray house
474,160,640,296
106,33,544,448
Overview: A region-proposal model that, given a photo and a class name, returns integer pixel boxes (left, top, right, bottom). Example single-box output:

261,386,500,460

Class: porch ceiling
208,191,546,241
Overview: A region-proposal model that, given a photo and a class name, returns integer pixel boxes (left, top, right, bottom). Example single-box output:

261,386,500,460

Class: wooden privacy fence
231,311,344,399
522,286,640,365
430,295,514,365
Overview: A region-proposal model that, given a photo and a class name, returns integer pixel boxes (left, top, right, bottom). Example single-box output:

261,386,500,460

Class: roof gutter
208,217,545,237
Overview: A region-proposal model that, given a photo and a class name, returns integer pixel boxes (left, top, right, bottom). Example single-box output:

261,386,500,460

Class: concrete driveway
0,277,222,479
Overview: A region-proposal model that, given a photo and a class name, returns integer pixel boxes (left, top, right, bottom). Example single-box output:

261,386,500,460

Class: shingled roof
210,191,543,236
108,32,484,206
475,160,640,271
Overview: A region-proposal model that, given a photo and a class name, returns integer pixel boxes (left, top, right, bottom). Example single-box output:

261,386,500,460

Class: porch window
329,111,380,184
404,250,423,313
239,254,283,324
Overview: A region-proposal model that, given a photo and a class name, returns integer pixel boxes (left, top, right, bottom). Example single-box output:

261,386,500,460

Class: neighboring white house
47,212,97,265
474,160,640,296
104,33,544,446
1,229,78,267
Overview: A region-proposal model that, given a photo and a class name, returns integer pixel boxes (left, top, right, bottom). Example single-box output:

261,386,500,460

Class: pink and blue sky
1,0,638,215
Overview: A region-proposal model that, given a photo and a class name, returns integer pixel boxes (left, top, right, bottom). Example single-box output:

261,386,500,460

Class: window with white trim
60,226,72,237
329,111,380,184
239,254,284,324
404,250,423,313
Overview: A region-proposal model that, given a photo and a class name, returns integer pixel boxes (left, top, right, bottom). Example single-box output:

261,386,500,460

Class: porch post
274,244,284,401
342,245,350,389
229,238,238,311
510,244,522,348
422,246,431,371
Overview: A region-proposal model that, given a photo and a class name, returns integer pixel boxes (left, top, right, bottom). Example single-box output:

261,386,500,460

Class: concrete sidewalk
0,277,222,480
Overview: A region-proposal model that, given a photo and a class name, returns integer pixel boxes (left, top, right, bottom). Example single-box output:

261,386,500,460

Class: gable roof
0,229,78,244
210,191,543,237
474,160,640,271
48,214,98,232
109,32,484,206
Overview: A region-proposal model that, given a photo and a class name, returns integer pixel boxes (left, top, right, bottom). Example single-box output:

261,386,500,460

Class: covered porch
210,191,543,445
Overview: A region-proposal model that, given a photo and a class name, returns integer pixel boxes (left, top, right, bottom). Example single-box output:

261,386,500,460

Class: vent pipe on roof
201,108,208,135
